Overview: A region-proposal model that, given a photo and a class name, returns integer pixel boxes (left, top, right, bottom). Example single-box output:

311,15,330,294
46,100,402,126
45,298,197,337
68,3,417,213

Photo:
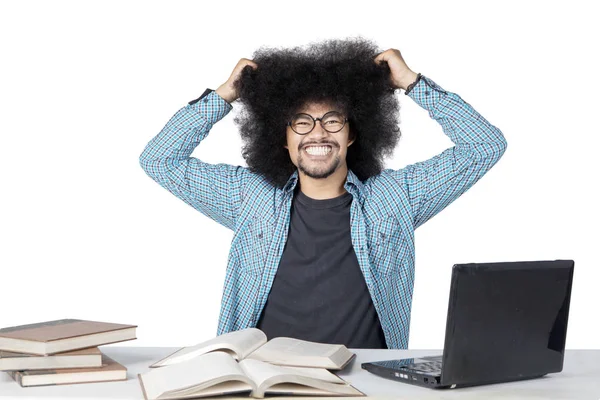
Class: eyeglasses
287,111,348,135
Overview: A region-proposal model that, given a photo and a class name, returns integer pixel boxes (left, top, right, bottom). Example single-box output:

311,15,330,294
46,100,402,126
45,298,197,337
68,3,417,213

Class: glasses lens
291,114,314,134
322,112,345,132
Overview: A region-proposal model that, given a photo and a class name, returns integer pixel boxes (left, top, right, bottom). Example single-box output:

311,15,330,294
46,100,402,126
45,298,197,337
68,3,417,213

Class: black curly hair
233,37,402,189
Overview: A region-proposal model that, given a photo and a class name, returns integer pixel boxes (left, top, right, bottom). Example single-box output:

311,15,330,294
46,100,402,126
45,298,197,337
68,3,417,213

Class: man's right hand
215,58,258,104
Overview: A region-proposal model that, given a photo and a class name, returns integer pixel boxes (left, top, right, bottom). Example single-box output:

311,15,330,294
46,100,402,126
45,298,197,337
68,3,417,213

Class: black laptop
362,259,575,389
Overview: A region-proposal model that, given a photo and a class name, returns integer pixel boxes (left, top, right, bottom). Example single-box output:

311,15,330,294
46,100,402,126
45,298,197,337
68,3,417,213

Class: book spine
7,370,24,387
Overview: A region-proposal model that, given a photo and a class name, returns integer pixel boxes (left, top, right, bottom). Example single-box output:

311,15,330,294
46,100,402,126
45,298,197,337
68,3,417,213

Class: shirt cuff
406,75,449,112
188,88,214,105
187,90,233,126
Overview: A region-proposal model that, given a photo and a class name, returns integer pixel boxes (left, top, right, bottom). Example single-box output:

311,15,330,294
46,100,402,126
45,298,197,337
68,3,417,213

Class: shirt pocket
367,216,404,276
237,217,274,276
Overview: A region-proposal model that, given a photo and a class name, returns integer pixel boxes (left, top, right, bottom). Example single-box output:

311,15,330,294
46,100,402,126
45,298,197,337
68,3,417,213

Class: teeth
305,146,332,156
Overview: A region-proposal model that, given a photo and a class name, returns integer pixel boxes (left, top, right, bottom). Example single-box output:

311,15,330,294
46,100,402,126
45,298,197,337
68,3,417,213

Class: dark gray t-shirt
256,186,387,348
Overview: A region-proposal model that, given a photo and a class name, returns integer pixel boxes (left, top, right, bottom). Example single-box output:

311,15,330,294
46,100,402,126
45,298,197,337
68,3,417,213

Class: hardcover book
8,353,127,387
0,319,137,355
0,347,103,371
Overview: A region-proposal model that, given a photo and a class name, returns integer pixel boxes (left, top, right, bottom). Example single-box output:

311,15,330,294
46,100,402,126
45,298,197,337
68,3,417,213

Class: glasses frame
287,111,348,135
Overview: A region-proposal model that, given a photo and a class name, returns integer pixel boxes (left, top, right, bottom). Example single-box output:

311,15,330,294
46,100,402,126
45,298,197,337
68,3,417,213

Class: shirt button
425,90,430,96
203,98,208,103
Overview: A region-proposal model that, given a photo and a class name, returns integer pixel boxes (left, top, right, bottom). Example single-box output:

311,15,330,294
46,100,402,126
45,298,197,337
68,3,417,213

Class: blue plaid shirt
140,75,507,349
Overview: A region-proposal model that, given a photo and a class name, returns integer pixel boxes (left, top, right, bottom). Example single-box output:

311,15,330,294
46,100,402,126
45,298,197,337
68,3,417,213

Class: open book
138,351,363,399
150,328,354,371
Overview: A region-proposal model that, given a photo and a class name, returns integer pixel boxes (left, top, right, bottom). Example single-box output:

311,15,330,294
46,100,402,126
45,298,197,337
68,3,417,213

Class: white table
1,347,599,399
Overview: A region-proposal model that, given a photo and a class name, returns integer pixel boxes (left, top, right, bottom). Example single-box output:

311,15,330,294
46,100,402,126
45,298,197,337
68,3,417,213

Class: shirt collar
282,170,299,192
282,168,365,196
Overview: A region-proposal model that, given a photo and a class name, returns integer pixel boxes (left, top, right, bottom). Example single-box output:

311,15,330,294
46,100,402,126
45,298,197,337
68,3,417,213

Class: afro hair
233,37,402,189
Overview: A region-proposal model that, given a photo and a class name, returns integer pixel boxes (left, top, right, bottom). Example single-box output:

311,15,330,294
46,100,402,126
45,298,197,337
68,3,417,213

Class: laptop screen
440,260,574,386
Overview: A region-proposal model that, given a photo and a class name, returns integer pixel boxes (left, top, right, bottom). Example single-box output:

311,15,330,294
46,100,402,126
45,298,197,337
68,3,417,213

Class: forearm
396,70,419,91
407,76,507,157
395,76,508,228
139,91,243,231
215,85,236,104
140,91,232,169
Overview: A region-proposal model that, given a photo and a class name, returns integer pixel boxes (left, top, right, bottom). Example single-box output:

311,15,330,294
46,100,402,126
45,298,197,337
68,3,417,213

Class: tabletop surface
1,347,599,399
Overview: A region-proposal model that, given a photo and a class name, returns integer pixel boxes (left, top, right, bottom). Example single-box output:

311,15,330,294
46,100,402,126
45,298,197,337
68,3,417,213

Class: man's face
284,101,354,180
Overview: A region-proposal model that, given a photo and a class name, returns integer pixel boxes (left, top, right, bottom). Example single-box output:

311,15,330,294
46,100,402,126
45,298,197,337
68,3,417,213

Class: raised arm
393,75,507,229
373,49,507,229
139,59,258,231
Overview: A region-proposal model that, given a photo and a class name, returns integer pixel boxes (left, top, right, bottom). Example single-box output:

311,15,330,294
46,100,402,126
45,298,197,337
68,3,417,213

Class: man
140,38,507,349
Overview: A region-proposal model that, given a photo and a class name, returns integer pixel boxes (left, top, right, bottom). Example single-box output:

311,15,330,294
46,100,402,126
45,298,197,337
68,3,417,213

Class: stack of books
0,319,137,387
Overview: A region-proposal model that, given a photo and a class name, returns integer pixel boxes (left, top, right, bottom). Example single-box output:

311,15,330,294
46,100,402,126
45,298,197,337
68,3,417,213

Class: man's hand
215,58,258,103
374,49,419,91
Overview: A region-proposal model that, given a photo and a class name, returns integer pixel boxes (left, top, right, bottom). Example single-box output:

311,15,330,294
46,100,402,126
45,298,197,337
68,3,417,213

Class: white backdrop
1,0,598,349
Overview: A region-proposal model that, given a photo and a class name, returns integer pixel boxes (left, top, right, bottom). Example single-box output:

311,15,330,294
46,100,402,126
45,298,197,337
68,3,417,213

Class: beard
297,152,341,179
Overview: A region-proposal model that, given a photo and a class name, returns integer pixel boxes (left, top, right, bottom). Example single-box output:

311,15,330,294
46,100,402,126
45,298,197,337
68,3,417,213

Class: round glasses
287,111,348,135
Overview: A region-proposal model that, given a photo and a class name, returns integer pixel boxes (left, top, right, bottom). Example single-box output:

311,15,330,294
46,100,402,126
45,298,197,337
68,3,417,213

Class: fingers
374,48,400,64
374,52,388,64
237,58,258,70
226,58,258,86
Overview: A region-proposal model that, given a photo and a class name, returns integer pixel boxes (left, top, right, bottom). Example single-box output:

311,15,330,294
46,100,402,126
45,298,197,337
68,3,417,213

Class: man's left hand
374,48,419,91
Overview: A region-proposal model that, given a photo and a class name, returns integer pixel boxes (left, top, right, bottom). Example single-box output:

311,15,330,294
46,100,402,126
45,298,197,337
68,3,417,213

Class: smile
304,145,332,157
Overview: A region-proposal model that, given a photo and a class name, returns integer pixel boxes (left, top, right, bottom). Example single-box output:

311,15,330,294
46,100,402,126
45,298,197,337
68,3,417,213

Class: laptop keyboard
404,360,442,374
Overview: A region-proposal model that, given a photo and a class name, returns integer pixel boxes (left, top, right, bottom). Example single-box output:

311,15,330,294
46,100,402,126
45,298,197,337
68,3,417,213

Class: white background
1,0,598,349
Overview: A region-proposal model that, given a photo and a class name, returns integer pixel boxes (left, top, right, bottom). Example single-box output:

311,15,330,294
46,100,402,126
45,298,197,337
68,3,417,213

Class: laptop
362,259,575,389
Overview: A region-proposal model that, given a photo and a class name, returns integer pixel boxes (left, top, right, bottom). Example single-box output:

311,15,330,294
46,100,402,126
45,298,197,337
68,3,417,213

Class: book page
261,383,332,395
140,352,254,400
239,359,362,398
151,328,266,367
246,337,353,369
240,359,344,385
264,378,363,397
169,381,252,399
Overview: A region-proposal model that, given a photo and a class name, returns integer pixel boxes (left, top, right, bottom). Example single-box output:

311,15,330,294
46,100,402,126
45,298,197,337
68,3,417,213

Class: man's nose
310,120,328,136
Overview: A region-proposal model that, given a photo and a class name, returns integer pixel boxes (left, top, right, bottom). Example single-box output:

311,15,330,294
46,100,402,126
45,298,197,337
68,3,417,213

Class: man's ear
348,130,356,147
